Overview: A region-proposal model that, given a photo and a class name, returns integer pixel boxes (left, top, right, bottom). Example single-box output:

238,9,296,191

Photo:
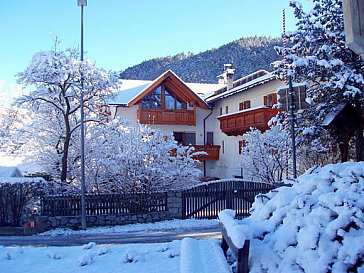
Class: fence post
167,191,183,219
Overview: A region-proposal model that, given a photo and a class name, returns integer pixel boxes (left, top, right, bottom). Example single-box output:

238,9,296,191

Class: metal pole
80,3,87,230
288,74,297,178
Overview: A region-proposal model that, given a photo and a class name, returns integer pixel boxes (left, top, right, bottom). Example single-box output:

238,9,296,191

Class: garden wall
34,191,183,231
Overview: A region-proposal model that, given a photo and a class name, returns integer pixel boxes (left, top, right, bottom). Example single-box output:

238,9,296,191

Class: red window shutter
263,95,268,106
239,102,244,111
272,93,277,105
244,100,251,109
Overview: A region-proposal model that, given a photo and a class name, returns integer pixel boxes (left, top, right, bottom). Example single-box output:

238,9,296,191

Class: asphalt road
0,226,221,247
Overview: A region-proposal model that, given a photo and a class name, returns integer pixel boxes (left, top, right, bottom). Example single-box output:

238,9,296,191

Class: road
0,226,221,247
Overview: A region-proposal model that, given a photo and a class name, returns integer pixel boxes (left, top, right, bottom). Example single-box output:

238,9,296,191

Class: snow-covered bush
241,125,291,183
243,162,364,272
81,117,202,193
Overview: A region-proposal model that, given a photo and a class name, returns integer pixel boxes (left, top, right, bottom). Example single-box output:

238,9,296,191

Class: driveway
0,226,220,247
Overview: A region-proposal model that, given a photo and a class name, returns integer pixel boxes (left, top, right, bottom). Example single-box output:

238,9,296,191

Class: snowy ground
0,219,226,273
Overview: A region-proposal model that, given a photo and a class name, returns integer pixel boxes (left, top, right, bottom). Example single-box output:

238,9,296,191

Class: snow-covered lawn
0,219,224,273
0,240,182,273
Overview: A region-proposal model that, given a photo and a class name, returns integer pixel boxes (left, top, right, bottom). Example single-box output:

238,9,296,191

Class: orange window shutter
239,102,244,111
272,93,277,104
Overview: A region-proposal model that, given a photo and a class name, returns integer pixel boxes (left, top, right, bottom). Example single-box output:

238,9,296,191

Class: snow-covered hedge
242,162,364,273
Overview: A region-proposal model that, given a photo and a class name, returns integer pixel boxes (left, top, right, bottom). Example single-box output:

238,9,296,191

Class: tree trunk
60,114,71,183
355,127,364,161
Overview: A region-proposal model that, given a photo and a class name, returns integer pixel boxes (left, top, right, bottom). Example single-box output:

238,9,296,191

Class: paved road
0,226,221,247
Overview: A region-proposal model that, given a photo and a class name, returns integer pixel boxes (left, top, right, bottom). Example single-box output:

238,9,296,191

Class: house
108,68,284,179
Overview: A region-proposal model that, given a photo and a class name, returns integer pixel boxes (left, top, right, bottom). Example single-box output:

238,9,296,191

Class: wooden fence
182,180,276,219
41,192,167,217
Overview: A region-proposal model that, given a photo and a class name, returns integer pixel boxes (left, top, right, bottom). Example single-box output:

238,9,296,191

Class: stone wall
35,191,183,231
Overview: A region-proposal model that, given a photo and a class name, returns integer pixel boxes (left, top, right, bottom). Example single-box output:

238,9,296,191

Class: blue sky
0,0,312,94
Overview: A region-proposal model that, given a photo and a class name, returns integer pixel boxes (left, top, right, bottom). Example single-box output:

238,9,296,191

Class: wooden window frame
263,93,277,107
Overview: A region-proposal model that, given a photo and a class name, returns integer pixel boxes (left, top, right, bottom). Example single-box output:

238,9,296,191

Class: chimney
217,64,235,90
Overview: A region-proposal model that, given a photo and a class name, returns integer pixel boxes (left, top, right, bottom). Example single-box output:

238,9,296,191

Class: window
222,141,225,154
219,107,223,116
225,106,229,114
264,93,277,107
238,140,246,154
141,85,187,110
239,100,251,110
185,132,196,145
206,132,214,145
173,132,196,145
141,86,162,109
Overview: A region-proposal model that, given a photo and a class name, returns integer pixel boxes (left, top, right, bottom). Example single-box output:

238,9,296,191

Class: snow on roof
108,74,223,105
0,177,44,184
108,79,151,105
0,166,22,177
206,73,277,103
321,102,347,127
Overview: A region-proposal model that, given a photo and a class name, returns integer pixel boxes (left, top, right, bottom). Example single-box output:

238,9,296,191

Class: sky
0,0,313,96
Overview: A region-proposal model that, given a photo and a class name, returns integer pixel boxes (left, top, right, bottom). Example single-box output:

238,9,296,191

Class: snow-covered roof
206,73,277,103
321,102,347,127
108,71,223,106
0,166,22,177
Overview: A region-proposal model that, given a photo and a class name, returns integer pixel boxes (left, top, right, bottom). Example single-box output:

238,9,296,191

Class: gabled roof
110,70,216,109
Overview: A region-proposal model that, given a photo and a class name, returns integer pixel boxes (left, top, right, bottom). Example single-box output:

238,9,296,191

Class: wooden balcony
193,145,220,161
170,145,220,161
218,107,279,136
137,109,195,125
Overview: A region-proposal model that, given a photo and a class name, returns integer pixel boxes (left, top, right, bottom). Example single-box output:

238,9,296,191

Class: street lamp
77,0,87,230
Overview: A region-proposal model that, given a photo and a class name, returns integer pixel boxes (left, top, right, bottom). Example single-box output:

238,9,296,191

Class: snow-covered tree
16,43,119,183
273,0,364,162
82,118,202,193
241,124,291,183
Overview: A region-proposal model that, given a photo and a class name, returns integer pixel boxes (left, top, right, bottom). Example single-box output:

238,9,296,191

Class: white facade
109,70,285,179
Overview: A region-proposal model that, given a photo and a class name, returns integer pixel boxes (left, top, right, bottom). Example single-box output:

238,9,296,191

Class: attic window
141,85,187,110
141,86,162,109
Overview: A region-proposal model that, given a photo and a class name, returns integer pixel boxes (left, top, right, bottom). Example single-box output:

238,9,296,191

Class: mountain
118,36,282,84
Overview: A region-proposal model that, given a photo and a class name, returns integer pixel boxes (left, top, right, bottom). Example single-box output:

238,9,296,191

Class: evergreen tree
273,0,364,162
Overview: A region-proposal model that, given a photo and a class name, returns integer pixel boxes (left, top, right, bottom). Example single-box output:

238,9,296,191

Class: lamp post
77,0,87,230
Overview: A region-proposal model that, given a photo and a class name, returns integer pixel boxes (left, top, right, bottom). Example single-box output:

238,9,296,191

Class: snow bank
180,238,231,273
244,162,364,273
218,209,252,248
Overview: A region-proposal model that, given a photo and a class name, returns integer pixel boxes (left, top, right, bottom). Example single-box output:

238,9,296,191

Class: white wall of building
205,79,284,179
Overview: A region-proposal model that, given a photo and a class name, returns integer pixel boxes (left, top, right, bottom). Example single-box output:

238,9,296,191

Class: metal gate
182,180,276,219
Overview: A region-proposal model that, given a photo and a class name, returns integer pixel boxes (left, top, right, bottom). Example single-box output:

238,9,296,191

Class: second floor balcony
218,107,279,136
137,109,195,125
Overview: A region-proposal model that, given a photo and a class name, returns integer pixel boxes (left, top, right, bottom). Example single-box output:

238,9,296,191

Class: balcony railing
170,145,220,161
137,109,195,125
218,107,279,136
193,145,220,161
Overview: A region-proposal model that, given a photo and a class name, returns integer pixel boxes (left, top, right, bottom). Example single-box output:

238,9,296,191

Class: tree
82,117,202,193
241,124,291,183
273,0,364,162
16,43,118,183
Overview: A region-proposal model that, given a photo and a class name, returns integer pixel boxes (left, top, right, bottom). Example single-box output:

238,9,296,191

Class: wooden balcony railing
193,145,220,161
170,145,221,161
137,109,195,125
218,107,279,136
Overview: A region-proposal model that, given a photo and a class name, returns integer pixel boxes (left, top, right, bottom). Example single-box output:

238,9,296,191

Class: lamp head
77,0,87,6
